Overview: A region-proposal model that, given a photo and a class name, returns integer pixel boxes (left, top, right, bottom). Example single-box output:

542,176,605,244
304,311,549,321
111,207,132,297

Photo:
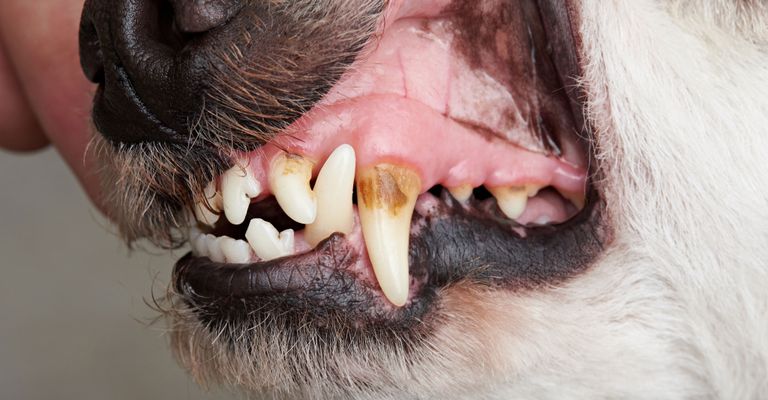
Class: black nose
79,0,243,143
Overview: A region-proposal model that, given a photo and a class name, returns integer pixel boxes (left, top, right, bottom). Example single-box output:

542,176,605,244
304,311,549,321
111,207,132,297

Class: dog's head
78,0,768,398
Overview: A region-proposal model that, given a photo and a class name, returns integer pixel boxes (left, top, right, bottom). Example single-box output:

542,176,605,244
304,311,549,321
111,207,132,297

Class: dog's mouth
167,0,606,331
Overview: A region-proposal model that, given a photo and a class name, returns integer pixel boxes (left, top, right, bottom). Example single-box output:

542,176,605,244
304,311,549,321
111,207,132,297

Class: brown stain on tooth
357,165,421,215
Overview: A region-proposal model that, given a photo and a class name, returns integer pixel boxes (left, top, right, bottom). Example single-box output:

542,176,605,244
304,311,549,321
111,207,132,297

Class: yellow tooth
563,190,586,211
448,184,473,203
488,186,528,219
222,162,262,225
305,144,356,247
194,181,222,226
356,164,421,307
269,152,317,224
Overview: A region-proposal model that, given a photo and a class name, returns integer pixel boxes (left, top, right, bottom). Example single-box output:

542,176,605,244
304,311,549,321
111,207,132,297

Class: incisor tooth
489,186,528,219
305,144,356,247
194,182,222,226
245,218,295,261
219,237,253,264
448,184,473,203
357,164,421,307
269,152,317,225
222,162,262,225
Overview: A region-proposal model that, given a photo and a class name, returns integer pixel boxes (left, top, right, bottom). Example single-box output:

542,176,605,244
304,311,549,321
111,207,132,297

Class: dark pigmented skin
170,0,244,33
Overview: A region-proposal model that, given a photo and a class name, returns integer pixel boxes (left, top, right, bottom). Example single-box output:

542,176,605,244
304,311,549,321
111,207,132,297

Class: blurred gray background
1,149,235,400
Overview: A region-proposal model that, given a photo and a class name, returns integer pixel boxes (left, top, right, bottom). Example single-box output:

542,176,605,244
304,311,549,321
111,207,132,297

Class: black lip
173,188,606,330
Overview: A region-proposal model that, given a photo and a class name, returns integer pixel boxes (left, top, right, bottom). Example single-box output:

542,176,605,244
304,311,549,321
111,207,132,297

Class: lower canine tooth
220,237,253,264
194,182,222,226
245,218,295,261
357,164,421,307
305,144,356,247
222,161,262,225
489,186,528,220
269,152,317,224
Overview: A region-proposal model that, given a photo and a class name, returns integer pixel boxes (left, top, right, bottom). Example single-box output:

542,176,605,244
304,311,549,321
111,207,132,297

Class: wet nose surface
78,0,236,143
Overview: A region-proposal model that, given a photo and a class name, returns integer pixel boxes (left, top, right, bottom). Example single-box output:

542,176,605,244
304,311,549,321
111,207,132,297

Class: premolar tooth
206,234,225,263
356,164,421,307
269,152,317,224
194,181,222,226
489,186,528,219
448,184,473,203
245,218,295,261
191,234,209,257
219,237,253,264
222,161,262,225
305,144,356,247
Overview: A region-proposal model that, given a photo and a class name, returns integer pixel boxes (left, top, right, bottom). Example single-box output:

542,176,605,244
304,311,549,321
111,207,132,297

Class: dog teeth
219,237,253,264
245,218,295,261
205,234,226,263
221,161,262,226
194,181,222,226
305,144,356,247
489,186,529,220
448,184,473,203
356,164,421,307
191,233,209,257
269,152,317,225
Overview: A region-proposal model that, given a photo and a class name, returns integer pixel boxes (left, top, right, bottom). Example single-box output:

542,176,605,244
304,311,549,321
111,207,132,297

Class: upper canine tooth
194,181,222,226
245,218,295,261
356,164,421,307
305,144,356,247
269,152,317,225
489,186,528,219
222,161,262,225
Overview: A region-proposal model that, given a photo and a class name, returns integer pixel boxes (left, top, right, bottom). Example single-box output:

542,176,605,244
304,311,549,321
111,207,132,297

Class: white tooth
448,184,473,203
194,181,222,226
206,234,226,263
191,233,209,257
356,164,421,307
245,218,294,261
219,237,253,264
269,152,317,224
222,161,262,225
305,144,356,247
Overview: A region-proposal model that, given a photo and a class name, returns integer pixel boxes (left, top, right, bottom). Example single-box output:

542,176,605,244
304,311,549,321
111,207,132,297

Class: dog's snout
170,0,244,34
78,0,241,143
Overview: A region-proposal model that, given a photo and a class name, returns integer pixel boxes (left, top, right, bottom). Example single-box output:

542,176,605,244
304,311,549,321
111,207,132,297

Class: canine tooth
222,162,262,225
194,182,222,226
489,186,528,219
245,218,295,261
305,144,356,247
219,237,253,264
206,234,226,263
356,164,421,307
269,152,317,224
448,184,473,203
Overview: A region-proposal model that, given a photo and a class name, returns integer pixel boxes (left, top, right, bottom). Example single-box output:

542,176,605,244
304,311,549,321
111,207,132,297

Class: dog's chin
87,0,611,397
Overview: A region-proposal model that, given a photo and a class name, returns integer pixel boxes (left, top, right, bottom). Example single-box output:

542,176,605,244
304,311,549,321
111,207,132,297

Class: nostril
169,0,244,34
78,17,104,84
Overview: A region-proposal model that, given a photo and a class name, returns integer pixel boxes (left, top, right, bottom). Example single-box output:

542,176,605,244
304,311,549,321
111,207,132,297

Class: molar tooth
206,234,226,263
305,144,356,247
448,184,473,203
489,186,528,220
221,161,262,225
356,164,421,307
194,181,222,226
269,152,317,225
219,237,253,264
245,218,295,261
